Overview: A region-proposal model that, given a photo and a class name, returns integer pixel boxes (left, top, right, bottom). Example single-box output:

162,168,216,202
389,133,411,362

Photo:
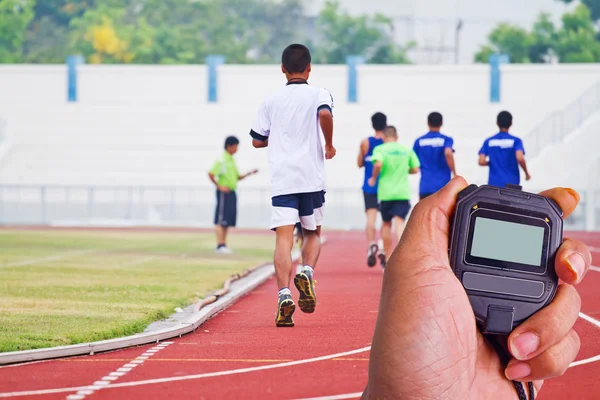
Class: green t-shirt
371,142,420,201
209,151,239,191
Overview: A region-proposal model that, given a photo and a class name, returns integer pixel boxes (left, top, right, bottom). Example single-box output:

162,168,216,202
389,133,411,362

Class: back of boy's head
497,111,513,129
428,112,443,128
384,125,397,138
371,112,387,131
224,135,239,149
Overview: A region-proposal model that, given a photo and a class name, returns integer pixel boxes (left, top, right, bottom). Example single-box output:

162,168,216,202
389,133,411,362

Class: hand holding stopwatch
449,184,563,400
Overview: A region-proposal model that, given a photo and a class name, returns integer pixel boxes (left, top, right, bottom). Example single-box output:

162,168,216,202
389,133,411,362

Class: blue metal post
67,55,84,103
206,55,226,103
346,55,365,103
489,53,510,103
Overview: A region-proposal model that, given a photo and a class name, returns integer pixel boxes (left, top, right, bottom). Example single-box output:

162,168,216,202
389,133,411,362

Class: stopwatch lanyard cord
485,334,536,400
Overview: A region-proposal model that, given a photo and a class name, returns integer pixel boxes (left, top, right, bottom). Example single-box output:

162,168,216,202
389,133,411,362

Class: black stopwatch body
449,184,563,335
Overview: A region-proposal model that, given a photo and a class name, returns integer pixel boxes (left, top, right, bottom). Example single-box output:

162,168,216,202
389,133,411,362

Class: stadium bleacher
0,64,598,229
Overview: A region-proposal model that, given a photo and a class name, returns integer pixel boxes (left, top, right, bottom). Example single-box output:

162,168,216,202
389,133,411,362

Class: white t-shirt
250,82,334,197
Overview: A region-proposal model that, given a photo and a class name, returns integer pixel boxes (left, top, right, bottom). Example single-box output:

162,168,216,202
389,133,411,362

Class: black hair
224,136,239,149
371,112,387,131
428,112,443,128
282,44,311,73
497,111,513,129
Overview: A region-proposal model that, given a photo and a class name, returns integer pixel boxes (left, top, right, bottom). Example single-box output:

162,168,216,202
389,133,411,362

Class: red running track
0,231,598,400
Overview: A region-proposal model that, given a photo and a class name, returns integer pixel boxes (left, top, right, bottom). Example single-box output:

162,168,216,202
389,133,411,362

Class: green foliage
0,0,36,63
556,3,600,62
475,4,600,63
1,0,412,64
314,1,410,64
559,0,600,21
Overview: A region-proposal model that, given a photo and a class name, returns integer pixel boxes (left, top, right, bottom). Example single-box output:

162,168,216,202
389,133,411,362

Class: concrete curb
0,238,325,366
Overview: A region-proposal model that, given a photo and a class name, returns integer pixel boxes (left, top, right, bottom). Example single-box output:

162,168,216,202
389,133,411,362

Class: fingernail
566,252,586,281
565,188,580,202
505,362,532,380
510,332,540,360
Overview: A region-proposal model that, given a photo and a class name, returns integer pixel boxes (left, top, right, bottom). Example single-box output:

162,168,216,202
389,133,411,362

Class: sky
304,0,575,64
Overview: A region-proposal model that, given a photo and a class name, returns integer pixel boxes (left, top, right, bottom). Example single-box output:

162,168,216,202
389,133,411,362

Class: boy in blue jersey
479,111,531,187
413,112,456,200
357,112,386,268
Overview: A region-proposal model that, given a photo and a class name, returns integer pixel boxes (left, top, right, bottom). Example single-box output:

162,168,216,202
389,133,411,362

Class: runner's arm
444,148,457,176
319,108,333,147
408,150,421,175
252,138,268,148
357,139,368,168
250,99,270,149
371,161,382,180
478,154,489,166
516,150,531,179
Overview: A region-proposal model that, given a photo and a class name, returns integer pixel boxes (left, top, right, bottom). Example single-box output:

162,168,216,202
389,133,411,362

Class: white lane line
569,312,600,368
0,250,96,268
588,246,599,253
292,393,363,400
590,266,600,273
0,346,371,398
578,312,600,329
58,342,173,400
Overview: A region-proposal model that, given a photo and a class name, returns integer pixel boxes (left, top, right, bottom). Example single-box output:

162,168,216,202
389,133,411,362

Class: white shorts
270,191,325,231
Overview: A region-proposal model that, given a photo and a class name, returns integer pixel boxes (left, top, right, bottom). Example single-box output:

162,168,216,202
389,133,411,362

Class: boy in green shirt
368,126,420,265
208,136,258,254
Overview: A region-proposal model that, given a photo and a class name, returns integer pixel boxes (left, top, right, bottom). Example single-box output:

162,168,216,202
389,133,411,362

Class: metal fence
0,185,597,231
525,81,600,160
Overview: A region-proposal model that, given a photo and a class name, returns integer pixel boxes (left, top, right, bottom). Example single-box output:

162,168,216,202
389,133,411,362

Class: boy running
413,112,456,200
368,126,420,264
250,44,335,327
357,112,386,268
479,111,531,187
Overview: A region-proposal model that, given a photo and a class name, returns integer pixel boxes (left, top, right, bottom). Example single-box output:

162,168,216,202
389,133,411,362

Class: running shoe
294,268,317,313
367,242,378,267
378,250,387,269
275,293,296,327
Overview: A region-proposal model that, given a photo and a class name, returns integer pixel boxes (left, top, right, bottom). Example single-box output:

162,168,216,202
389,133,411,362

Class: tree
0,0,35,63
559,0,600,22
66,0,305,64
474,23,532,63
475,4,600,63
22,0,95,63
528,13,558,63
313,1,410,64
555,3,600,62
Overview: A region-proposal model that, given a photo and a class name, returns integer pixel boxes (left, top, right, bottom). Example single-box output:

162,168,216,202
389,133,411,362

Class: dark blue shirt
362,136,384,194
479,132,525,188
413,131,454,195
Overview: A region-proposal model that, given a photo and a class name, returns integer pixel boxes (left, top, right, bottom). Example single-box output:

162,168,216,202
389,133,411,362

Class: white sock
302,265,314,275
278,288,291,297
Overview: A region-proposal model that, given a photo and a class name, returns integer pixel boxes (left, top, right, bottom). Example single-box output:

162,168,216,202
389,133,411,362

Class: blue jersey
479,132,525,188
413,131,454,195
362,136,384,194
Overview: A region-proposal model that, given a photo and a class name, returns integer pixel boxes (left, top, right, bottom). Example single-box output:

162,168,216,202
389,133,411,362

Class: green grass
0,229,274,352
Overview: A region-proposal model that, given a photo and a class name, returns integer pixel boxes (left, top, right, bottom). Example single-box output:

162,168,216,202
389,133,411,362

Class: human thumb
388,176,469,276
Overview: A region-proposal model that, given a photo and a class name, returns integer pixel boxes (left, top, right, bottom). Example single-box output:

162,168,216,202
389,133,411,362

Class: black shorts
419,193,434,201
214,190,237,227
380,200,411,222
363,191,379,211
